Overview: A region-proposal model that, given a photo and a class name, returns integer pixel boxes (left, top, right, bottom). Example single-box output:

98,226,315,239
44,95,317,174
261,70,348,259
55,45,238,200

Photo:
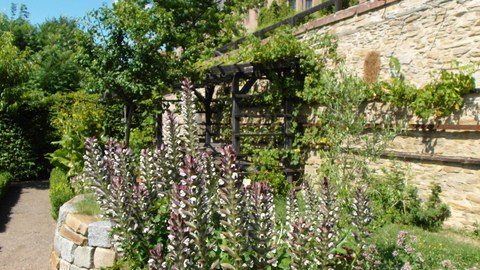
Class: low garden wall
51,195,117,270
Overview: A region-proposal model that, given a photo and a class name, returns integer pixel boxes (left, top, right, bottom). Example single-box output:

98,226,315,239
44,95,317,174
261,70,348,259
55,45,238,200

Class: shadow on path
0,181,49,233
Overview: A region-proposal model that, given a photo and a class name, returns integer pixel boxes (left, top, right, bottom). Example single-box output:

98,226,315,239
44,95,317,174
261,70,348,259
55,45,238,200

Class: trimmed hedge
0,118,39,180
0,172,13,199
49,168,74,220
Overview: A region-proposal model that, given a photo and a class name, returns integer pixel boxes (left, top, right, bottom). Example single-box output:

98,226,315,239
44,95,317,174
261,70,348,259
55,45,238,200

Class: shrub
408,183,451,231
370,165,450,231
49,167,74,220
0,172,13,199
0,117,38,180
48,91,105,178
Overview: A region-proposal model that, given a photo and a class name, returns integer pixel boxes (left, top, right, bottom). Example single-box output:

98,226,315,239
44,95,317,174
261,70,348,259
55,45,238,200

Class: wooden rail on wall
348,148,480,166
305,123,480,132
379,150,480,166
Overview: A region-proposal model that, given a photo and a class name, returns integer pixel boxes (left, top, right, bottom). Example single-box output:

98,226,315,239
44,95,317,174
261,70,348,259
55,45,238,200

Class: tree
0,31,32,113
31,17,86,94
0,4,34,51
83,0,263,147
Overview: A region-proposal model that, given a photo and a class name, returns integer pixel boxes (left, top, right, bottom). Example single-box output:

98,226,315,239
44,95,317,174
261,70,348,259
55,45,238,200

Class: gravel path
0,181,56,270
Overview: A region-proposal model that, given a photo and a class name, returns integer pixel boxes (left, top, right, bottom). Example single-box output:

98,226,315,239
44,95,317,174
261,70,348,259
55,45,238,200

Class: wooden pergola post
204,86,214,146
232,75,241,154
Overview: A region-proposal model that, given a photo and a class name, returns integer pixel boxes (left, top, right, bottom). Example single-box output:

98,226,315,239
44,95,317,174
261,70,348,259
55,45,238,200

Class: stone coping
297,0,402,34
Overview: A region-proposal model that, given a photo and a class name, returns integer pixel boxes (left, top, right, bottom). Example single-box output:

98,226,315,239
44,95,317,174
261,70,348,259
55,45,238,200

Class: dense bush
0,172,13,199
49,167,74,220
370,166,451,231
0,117,38,180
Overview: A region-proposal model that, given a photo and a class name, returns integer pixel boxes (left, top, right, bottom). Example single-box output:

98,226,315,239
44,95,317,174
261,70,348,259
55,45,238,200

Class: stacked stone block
51,196,117,270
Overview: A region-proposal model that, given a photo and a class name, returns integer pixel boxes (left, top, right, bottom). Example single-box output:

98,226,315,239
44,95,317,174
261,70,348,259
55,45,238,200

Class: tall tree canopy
0,31,32,113
31,17,86,93
83,0,263,145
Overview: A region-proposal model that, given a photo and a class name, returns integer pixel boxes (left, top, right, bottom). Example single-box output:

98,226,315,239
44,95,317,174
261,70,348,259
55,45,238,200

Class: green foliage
0,172,13,199
247,147,291,195
48,91,105,177
379,58,476,119
257,0,295,29
0,31,33,113
31,17,86,94
0,4,34,51
49,167,74,220
413,69,475,118
370,165,451,231
407,183,451,231
0,117,38,180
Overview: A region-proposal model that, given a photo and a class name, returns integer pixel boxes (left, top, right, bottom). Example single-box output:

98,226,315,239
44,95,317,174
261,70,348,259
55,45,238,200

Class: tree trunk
155,112,163,149
124,102,135,146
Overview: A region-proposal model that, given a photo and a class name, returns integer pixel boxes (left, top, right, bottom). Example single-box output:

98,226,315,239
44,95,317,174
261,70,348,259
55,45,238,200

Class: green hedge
0,172,13,199
0,118,39,180
49,168,74,220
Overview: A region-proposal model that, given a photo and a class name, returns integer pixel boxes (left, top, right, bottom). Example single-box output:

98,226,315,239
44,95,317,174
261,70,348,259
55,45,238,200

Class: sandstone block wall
299,0,480,230
51,195,117,270
305,93,480,230
300,0,480,88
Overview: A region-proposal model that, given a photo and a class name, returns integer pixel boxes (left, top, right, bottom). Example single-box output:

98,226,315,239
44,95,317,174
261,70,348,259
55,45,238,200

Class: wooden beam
335,0,342,12
232,75,241,153
349,148,480,166
284,98,293,150
240,78,257,94
304,123,480,132
380,150,480,166
193,90,206,103
204,86,215,146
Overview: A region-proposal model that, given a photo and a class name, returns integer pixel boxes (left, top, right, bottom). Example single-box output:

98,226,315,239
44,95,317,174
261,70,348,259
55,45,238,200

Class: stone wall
305,93,480,230
51,195,116,270
298,0,480,230
299,0,480,88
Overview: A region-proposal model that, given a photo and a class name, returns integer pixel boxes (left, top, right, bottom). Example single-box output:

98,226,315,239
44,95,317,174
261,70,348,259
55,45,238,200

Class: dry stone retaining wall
51,195,117,270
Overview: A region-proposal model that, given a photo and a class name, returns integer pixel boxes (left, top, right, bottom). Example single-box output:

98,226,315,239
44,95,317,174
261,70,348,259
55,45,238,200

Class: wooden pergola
191,60,303,178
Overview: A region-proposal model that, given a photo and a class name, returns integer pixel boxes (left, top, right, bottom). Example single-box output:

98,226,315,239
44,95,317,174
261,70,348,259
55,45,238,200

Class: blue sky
0,1,112,25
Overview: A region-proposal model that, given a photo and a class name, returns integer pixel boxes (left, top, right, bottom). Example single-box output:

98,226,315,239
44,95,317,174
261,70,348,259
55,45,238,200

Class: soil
0,181,56,270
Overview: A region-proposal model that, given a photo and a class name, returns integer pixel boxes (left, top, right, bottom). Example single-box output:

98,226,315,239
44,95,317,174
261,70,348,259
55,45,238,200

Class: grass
274,194,480,268
369,223,480,269
73,193,101,216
